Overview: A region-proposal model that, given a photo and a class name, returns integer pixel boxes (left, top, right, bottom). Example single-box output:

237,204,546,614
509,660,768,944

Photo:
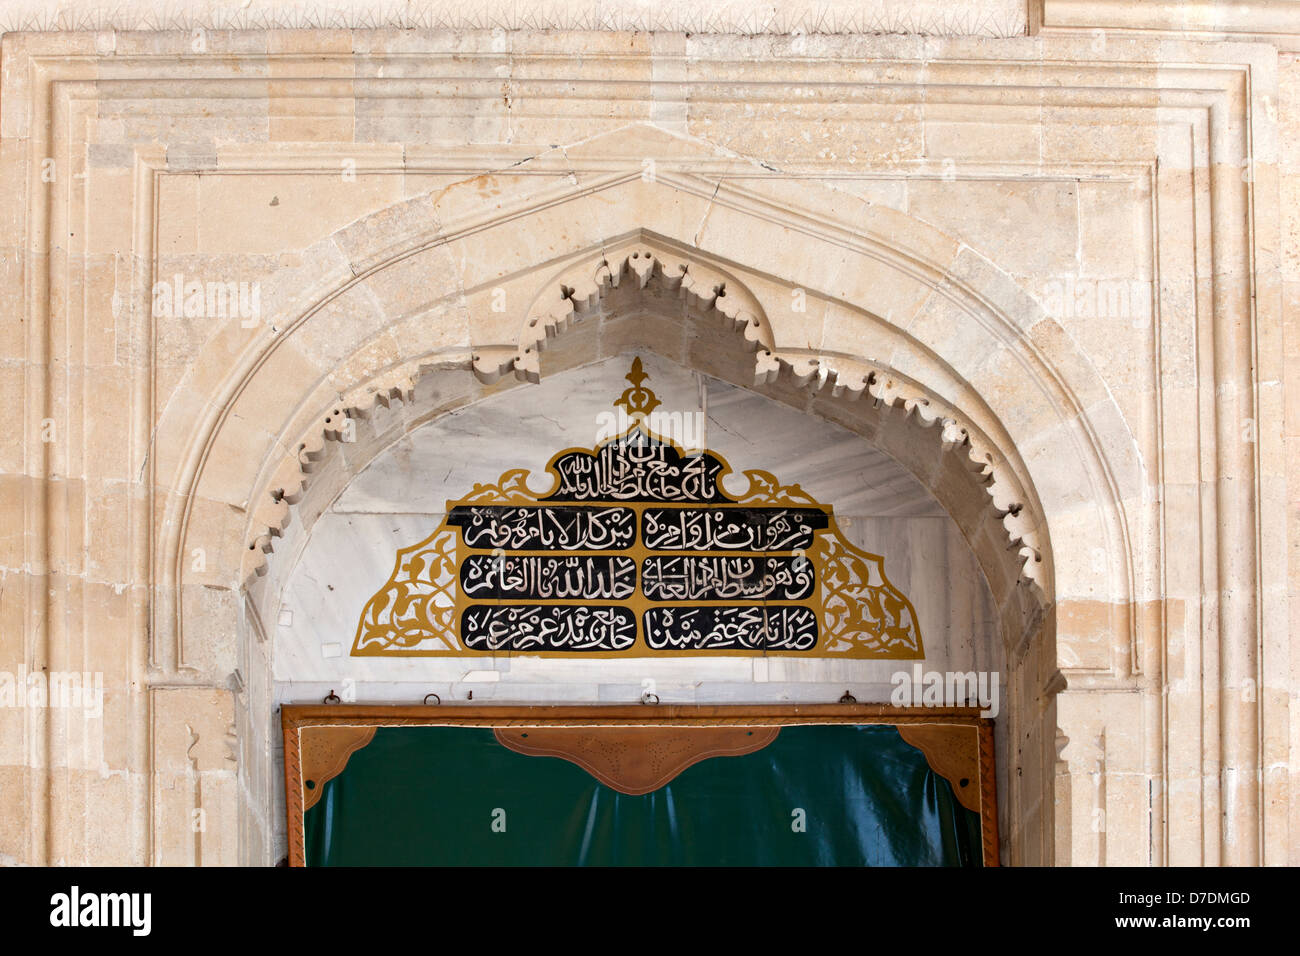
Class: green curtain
305,724,983,866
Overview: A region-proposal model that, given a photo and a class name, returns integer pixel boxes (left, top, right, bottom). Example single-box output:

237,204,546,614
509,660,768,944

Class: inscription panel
353,358,924,659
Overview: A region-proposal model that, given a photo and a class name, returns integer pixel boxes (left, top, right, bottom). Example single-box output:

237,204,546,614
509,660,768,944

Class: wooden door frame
281,703,998,866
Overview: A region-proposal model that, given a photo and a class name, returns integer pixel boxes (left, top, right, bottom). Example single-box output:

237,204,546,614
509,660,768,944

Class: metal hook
323,690,341,704
838,691,857,704
423,693,442,706
641,692,660,705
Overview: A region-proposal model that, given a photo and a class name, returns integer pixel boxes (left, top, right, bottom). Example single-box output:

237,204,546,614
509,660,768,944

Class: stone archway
155,129,1143,865
277,350,1012,865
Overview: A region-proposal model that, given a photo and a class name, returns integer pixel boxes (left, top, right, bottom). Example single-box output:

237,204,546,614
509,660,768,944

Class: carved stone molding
1035,0,1300,50
757,350,1046,591
0,1,1028,38
472,242,775,385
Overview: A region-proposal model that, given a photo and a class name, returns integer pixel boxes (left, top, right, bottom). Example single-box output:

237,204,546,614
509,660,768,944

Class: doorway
283,704,997,866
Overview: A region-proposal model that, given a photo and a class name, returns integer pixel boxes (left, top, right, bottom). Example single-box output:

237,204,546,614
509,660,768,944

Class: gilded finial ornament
352,355,924,660
613,356,661,418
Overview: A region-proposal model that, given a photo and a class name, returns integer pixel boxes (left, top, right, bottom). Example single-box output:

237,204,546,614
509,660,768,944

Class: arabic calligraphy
447,505,635,550
461,554,637,600
351,357,925,660
462,605,637,652
641,507,829,552
641,555,814,601
643,606,819,651
547,437,727,503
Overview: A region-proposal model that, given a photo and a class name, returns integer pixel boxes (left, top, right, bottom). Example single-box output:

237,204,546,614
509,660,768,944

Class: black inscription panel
643,605,819,651
641,555,815,602
641,507,830,552
460,554,637,600
461,605,637,652
447,505,635,551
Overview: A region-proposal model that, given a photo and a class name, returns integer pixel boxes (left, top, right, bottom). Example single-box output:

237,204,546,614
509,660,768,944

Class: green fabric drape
305,724,982,866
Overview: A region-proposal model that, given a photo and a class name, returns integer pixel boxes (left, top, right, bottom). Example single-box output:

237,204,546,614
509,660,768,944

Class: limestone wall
0,0,1292,866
